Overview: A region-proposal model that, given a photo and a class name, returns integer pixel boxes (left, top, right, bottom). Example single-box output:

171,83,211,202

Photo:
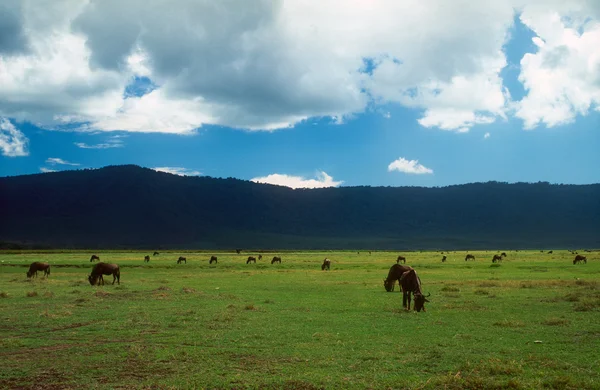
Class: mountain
1,165,599,250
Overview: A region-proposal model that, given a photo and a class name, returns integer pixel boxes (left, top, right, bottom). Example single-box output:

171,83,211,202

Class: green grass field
1,250,599,389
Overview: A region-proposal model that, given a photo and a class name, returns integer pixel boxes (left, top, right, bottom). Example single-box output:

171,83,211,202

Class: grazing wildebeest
396,255,406,264
573,255,587,264
153,251,159,256
88,262,120,286
177,256,186,264
26,262,50,278
209,256,217,264
492,254,503,263
271,256,282,264
258,254,263,261
501,252,507,257
90,255,100,262
236,249,242,254
441,255,447,262
465,254,475,261
383,264,429,311
246,256,256,264
321,258,331,271
144,255,150,262
548,250,553,254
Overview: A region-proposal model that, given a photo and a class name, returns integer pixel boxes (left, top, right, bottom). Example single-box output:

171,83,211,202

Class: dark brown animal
271,256,282,264
90,255,100,262
209,255,218,264
396,255,406,264
26,262,50,278
465,254,475,261
258,254,263,260
573,255,587,264
177,256,186,264
144,255,150,262
384,264,413,292
235,249,242,254
501,252,507,257
399,268,430,312
246,256,256,264
548,250,553,254
153,251,159,256
441,255,447,262
321,258,331,271
492,254,503,263
88,262,120,286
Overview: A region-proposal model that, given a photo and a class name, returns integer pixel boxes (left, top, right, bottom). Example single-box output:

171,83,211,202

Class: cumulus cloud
0,1,598,134
251,171,343,189
388,158,433,174
152,167,202,176
0,118,28,157
46,157,80,166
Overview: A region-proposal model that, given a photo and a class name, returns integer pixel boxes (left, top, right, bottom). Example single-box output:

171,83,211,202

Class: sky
1,0,599,188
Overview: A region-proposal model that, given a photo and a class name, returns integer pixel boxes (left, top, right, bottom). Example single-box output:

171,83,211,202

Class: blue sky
1,1,599,188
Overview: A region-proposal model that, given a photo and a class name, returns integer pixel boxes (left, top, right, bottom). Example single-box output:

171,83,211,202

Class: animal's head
88,275,97,286
413,293,430,312
26,271,33,278
383,278,394,292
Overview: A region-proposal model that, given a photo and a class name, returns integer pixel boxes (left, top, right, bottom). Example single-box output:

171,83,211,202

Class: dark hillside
0,165,598,249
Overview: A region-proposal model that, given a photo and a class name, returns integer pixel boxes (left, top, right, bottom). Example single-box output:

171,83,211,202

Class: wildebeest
573,255,587,264
90,255,100,262
465,254,475,261
177,256,187,264
548,250,553,254
441,255,447,262
144,255,150,262
258,254,263,261
246,256,256,264
383,264,429,311
209,256,217,264
235,249,242,254
396,255,406,264
153,251,159,256
501,252,507,257
321,258,331,271
271,256,282,264
26,262,50,278
88,262,120,286
492,254,503,263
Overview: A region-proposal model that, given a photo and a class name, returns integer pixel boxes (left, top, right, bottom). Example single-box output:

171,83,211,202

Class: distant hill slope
1,165,599,249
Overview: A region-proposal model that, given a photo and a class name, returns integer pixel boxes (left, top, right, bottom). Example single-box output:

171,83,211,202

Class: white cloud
515,6,600,129
74,136,124,149
0,118,28,157
39,167,56,173
152,167,202,176
251,171,343,189
388,158,433,174
484,132,491,139
46,157,80,166
0,1,598,134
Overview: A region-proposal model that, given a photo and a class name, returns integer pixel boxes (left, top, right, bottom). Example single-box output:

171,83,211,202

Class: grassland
1,250,599,389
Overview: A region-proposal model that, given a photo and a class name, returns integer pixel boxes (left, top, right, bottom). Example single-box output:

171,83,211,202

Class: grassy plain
0,250,599,389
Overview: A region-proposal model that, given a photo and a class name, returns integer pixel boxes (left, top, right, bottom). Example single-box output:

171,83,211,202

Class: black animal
177,256,187,264
144,255,150,262
90,255,100,262
209,255,218,264
396,255,406,264
153,251,159,256
271,256,282,264
465,254,475,261
88,262,120,286
441,255,447,262
383,264,429,311
501,252,507,257
26,262,50,278
573,255,587,264
492,254,503,263
236,249,242,254
246,256,256,264
548,250,553,254
258,254,263,261
321,258,331,271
